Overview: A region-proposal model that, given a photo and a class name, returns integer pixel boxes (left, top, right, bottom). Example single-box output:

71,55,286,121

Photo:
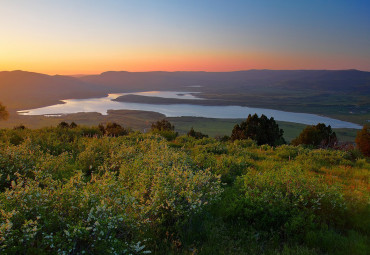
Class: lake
17,91,362,129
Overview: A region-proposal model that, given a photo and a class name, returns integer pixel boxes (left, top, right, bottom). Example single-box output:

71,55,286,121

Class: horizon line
1,68,367,77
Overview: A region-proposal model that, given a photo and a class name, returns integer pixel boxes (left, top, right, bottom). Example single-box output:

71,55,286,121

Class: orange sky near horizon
1,1,369,75
1,34,368,75
1,49,368,76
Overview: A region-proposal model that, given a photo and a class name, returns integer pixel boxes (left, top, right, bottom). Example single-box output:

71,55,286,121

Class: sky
0,0,369,75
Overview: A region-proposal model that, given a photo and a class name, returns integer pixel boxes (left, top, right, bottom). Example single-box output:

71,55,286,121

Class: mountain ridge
1,69,369,112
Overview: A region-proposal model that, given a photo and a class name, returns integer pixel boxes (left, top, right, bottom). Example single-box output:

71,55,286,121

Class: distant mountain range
80,69,370,93
1,69,370,111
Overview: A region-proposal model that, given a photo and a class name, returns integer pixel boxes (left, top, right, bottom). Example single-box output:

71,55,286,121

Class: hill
0,70,105,110
80,69,370,93
2,69,369,111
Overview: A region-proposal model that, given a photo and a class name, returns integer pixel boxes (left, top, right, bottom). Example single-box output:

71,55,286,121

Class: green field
169,117,358,142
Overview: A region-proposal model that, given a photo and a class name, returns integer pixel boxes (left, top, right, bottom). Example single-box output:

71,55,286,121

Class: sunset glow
1,0,369,75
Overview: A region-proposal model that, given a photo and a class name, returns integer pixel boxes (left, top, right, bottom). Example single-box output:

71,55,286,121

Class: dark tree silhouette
151,119,175,132
0,103,9,120
58,121,70,128
104,122,128,137
231,114,285,146
13,125,26,130
98,123,106,134
356,125,370,157
187,127,208,139
292,123,337,148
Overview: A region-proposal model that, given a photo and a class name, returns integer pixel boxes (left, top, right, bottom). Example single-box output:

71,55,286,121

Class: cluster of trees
151,119,175,131
231,114,285,146
228,114,338,149
58,121,78,129
98,122,129,137
227,114,368,156
291,123,338,148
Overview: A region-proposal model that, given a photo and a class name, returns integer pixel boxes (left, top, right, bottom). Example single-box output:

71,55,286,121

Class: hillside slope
0,71,105,110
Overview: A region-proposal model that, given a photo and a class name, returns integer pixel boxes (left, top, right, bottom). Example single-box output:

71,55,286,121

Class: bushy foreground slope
0,127,369,254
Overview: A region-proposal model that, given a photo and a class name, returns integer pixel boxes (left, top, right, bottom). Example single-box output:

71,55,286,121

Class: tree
58,121,70,128
13,125,26,130
151,119,178,141
187,127,208,139
104,122,128,137
292,123,337,148
355,125,370,157
231,114,285,146
98,123,106,134
151,119,175,132
0,102,9,120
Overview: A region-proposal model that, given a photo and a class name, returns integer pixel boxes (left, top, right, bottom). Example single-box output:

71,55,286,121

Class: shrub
153,130,178,141
0,140,76,190
77,137,113,175
0,172,145,254
234,167,348,238
0,134,223,254
0,126,368,254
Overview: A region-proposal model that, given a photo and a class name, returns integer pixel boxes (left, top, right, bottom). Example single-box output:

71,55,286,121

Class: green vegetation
0,124,369,254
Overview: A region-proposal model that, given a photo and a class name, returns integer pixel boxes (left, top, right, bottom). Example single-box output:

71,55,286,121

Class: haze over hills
80,69,370,93
0,70,105,110
1,70,369,125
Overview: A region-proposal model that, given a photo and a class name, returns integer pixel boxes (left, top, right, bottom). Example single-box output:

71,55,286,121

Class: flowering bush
0,131,223,254
0,128,368,254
